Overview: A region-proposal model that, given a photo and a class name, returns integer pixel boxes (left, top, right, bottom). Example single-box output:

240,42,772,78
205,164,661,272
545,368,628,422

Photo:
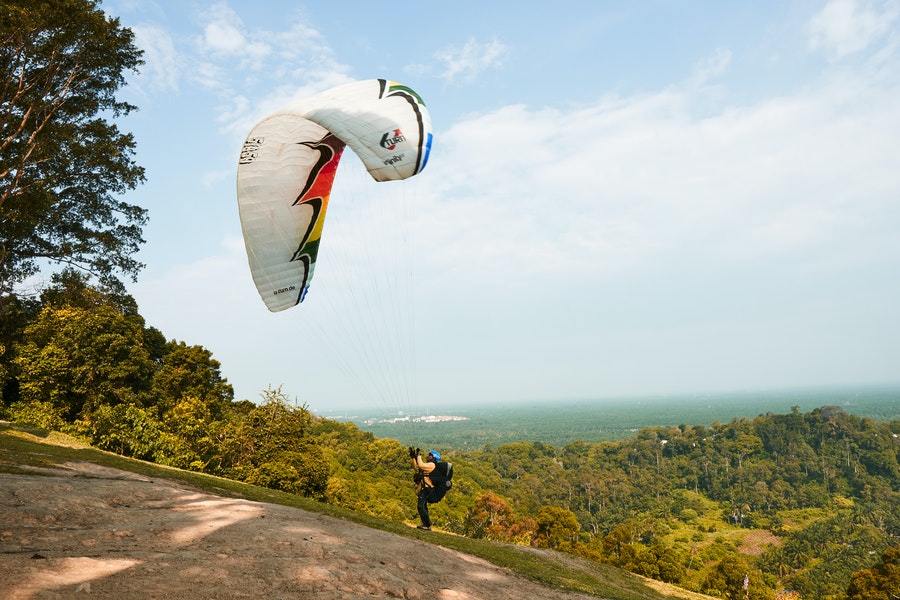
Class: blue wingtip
419,132,433,172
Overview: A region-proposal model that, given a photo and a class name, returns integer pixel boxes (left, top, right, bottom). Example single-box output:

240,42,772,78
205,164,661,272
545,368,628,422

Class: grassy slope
0,422,715,600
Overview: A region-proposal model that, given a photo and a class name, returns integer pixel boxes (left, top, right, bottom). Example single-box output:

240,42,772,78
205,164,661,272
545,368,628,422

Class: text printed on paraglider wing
239,137,264,164
380,129,406,150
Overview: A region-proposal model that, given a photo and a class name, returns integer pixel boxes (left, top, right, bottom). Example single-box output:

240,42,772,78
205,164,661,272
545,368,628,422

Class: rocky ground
0,461,606,599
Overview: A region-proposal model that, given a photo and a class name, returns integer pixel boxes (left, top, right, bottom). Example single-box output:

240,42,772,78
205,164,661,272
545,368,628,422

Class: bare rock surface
0,461,604,599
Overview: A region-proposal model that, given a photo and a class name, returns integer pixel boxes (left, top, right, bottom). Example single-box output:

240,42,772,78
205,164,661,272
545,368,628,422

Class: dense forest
2,274,899,600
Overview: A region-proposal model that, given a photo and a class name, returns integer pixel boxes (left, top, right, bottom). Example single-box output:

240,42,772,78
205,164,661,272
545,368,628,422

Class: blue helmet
428,450,441,462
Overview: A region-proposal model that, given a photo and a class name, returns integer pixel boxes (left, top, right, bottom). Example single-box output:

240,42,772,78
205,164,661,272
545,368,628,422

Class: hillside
0,423,713,600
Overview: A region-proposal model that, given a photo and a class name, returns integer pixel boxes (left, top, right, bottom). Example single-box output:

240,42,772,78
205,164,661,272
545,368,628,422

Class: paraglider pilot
409,447,438,530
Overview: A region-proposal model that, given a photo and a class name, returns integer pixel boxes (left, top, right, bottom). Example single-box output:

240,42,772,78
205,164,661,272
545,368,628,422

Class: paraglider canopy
236,79,433,312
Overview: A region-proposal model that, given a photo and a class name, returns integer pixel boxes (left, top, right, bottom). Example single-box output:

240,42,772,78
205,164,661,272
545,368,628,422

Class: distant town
362,414,469,425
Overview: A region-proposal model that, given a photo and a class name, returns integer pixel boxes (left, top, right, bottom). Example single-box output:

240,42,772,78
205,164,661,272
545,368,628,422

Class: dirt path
0,461,604,599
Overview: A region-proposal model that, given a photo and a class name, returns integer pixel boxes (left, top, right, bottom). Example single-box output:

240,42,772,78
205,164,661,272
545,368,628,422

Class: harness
421,461,453,503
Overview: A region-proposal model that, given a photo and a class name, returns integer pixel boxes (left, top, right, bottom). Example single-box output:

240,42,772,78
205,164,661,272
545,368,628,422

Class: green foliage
240,450,328,496
846,545,900,600
770,507,890,599
702,555,772,600
0,0,147,294
0,293,39,402
655,544,687,584
14,303,156,418
534,505,581,549
5,400,67,431
464,492,519,540
433,407,900,598
81,403,168,461
211,387,329,499
152,341,234,417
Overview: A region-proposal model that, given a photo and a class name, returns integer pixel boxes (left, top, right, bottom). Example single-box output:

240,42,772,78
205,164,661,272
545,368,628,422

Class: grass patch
1,421,708,600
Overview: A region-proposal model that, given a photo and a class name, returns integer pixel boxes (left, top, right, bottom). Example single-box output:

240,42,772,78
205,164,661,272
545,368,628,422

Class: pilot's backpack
427,461,453,503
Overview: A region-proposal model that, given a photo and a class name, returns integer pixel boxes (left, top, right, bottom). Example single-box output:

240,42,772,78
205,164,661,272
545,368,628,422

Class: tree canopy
846,546,900,600
0,0,146,295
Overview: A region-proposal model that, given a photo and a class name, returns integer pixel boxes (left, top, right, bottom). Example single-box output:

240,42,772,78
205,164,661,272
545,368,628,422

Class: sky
94,0,899,413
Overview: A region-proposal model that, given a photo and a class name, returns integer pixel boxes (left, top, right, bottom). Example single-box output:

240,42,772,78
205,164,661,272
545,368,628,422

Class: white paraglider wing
236,79,432,312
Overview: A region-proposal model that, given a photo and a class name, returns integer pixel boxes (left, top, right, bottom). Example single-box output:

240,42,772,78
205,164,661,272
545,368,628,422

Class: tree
733,433,763,469
150,341,234,417
13,301,155,419
464,492,515,540
87,402,167,461
0,291,38,402
602,522,637,564
654,544,687,584
164,396,217,470
702,555,744,599
846,545,900,600
534,505,580,550
0,0,146,294
216,387,330,498
38,267,139,314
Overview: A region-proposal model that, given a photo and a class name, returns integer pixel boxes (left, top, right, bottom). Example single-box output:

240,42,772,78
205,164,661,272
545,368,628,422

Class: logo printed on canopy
380,129,406,150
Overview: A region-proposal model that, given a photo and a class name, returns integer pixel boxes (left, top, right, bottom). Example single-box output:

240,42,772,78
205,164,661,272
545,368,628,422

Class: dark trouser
417,489,432,527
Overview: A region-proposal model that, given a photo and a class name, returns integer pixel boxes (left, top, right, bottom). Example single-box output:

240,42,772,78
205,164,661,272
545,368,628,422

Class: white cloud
436,37,508,83
420,58,900,290
123,1,348,109
808,0,899,58
188,5,352,136
131,24,180,93
689,48,733,87
403,62,432,78
198,3,270,62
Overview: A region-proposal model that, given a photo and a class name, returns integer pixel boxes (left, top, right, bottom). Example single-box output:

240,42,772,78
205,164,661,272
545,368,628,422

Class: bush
7,401,67,431
679,508,699,523
83,404,167,461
